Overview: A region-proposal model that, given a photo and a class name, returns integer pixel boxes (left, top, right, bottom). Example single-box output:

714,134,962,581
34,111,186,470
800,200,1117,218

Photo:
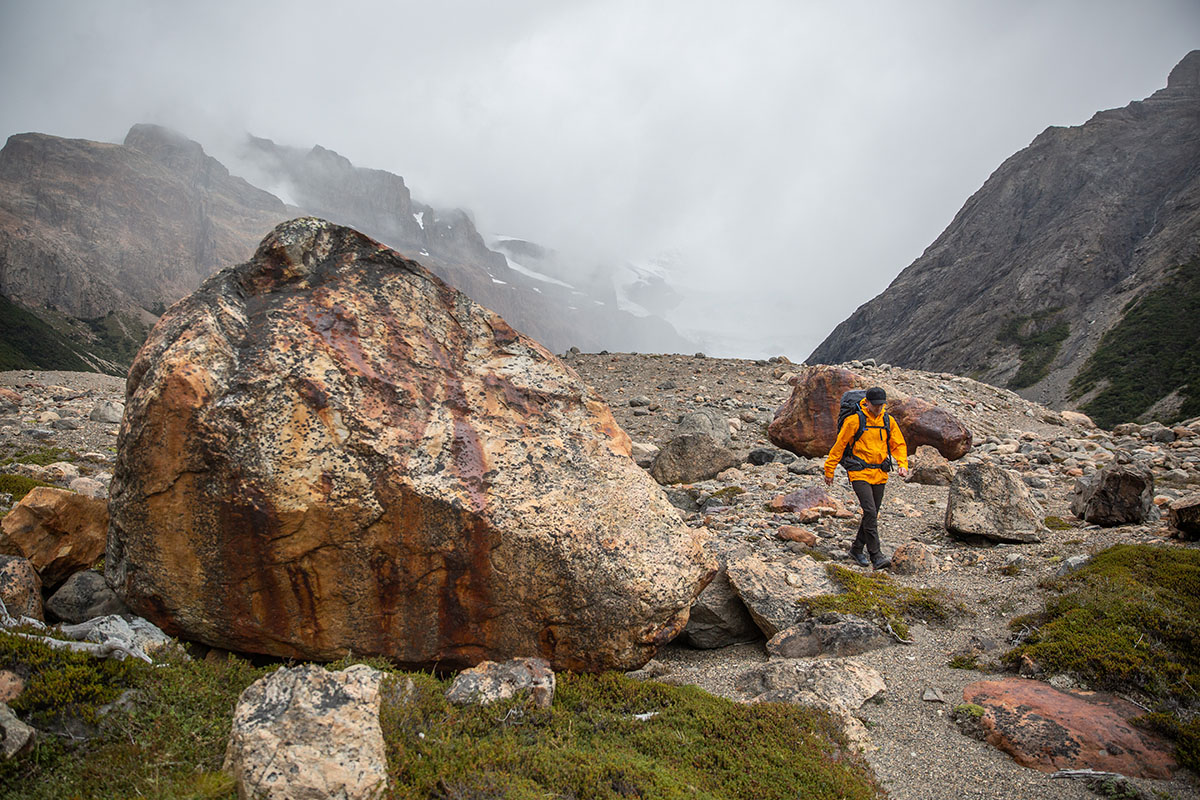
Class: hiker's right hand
824,474,833,486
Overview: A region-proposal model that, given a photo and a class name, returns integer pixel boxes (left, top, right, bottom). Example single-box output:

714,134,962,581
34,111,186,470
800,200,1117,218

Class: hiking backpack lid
835,389,893,472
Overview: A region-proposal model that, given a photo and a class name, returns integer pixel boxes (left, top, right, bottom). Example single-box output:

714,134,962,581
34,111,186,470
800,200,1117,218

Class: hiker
824,386,909,569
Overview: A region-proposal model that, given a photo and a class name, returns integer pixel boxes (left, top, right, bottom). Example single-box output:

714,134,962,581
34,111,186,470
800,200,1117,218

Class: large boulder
963,678,1177,779
767,366,971,460
223,664,388,800
45,570,129,624
0,487,108,590
945,462,1046,544
1070,464,1155,527
106,218,714,672
766,612,891,658
1168,492,1200,540
649,433,740,485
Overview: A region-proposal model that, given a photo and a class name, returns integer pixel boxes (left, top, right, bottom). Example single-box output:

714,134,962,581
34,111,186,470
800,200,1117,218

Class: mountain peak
1167,50,1200,91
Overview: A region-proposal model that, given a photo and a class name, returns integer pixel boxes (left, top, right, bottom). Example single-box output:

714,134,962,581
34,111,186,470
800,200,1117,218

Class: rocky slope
2,353,1199,798
0,123,693,373
809,51,1200,418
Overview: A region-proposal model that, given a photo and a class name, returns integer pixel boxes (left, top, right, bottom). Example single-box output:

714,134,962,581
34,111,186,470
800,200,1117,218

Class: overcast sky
1,1,1196,358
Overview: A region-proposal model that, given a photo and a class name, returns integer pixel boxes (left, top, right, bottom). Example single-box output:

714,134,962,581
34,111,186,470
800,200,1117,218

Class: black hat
866,387,886,405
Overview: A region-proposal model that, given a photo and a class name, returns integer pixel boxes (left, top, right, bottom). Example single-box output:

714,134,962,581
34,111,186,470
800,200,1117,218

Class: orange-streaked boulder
107,218,714,672
766,365,971,460
0,487,107,590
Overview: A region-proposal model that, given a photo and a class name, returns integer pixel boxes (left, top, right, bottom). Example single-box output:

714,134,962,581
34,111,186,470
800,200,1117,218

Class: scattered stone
1060,410,1095,428
0,671,24,704
45,569,129,623
0,703,35,759
68,477,108,499
0,486,108,589
775,526,817,546
223,664,388,800
922,687,946,703
1070,463,1155,527
945,462,1046,544
963,678,1177,779
889,541,939,575
445,657,555,710
0,555,43,622
105,219,714,672
766,612,890,658
767,486,849,518
89,400,124,424
1055,554,1091,578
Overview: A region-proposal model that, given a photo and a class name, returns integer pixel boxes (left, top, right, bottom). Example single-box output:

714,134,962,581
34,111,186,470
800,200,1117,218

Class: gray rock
945,462,1046,543
649,433,740,485
673,408,732,446
45,570,129,623
766,612,890,658
683,559,761,649
1056,554,1092,577
0,703,35,759
445,657,555,710
223,664,388,800
89,400,125,424
725,551,837,638
1070,464,1155,526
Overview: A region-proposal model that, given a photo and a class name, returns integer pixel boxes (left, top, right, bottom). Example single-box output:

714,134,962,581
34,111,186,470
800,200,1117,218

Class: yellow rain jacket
824,399,908,485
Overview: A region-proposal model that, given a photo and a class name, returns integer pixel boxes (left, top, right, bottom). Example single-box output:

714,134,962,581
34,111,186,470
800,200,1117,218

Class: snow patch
503,256,575,289
413,211,425,230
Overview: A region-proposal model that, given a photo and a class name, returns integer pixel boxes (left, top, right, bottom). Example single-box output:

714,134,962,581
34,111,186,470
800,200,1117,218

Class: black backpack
836,390,893,472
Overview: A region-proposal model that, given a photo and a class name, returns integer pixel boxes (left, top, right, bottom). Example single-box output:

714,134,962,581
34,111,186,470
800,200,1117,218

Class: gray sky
1,1,1197,358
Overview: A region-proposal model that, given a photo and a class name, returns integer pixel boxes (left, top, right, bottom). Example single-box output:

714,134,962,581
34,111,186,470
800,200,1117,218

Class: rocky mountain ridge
810,50,1200,424
0,124,693,373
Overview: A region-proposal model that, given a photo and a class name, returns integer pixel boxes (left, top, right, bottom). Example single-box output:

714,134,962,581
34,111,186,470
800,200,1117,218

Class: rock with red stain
767,487,848,517
963,678,1177,779
767,365,972,460
106,218,714,672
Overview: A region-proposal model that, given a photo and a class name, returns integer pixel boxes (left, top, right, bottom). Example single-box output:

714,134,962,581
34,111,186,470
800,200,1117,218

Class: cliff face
809,51,1200,414
0,124,694,372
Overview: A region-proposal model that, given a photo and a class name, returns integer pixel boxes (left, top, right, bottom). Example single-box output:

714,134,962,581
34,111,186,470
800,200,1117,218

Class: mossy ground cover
1070,259,1200,428
0,636,883,800
1004,544,1200,771
803,564,964,639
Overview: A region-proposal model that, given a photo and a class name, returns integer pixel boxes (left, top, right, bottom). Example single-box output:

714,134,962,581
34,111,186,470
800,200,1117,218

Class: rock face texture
106,218,713,672
963,678,1177,779
0,487,108,589
945,462,1047,544
224,664,388,800
809,52,1200,410
767,366,971,460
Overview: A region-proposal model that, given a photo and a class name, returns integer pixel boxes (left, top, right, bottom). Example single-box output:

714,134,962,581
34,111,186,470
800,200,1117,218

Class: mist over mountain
0,123,696,372
809,51,1200,426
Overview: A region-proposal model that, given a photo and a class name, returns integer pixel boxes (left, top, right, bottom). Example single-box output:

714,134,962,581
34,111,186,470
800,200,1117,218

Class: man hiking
824,386,909,569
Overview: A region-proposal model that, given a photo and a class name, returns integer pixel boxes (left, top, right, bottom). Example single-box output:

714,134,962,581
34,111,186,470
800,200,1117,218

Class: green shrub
1004,544,1200,771
803,565,964,640
1043,515,1074,531
1070,259,1200,428
997,309,1070,390
0,473,52,502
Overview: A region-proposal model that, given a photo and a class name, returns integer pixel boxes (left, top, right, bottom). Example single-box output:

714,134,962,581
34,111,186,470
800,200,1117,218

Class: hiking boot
848,548,870,567
871,554,892,570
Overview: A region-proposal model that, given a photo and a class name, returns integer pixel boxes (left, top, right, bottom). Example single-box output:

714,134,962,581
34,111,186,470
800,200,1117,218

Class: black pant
851,481,887,557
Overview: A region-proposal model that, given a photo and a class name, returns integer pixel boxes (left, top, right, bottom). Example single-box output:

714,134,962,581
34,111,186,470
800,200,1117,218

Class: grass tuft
802,565,964,639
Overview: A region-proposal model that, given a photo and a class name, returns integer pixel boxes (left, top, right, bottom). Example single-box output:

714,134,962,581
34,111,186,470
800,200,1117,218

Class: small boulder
906,445,953,486
0,555,43,622
68,477,108,499
738,657,886,750
945,462,1046,544
767,486,850,518
963,678,1177,779
766,612,890,658
775,526,817,547
223,664,388,800
889,541,939,575
1168,492,1200,540
649,433,740,485
725,551,837,638
58,615,174,656
0,486,108,589
1070,464,1155,527
1060,410,1096,429
682,556,761,649
45,570,129,624
444,657,555,710
0,703,35,759
89,400,124,424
